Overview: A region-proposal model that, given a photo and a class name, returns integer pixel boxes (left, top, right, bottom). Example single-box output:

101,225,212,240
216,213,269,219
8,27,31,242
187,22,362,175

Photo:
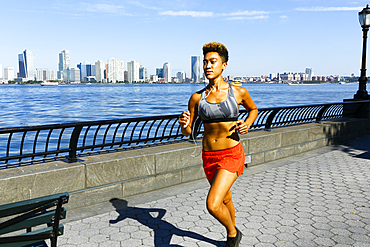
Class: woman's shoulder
231,84,248,95
231,84,253,103
190,88,206,100
188,90,203,105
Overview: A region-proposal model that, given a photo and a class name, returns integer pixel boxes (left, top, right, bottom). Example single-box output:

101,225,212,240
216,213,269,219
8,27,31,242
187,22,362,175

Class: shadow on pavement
109,198,223,247
340,136,370,160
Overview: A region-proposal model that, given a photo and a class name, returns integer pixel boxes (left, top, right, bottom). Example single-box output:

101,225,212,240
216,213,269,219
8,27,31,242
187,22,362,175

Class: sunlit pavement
57,135,370,247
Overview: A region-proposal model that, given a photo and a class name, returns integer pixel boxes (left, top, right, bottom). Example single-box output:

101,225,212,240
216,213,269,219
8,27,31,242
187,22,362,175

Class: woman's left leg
224,189,236,227
206,169,238,237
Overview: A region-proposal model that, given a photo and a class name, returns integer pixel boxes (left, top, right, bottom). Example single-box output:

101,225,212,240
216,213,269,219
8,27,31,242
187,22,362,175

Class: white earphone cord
190,85,214,157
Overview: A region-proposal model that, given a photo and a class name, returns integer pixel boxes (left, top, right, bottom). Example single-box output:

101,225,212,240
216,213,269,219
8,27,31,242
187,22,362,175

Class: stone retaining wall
0,117,369,210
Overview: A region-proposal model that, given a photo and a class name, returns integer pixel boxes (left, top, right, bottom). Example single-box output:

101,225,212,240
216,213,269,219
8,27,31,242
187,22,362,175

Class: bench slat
0,225,64,247
0,193,69,218
0,208,66,235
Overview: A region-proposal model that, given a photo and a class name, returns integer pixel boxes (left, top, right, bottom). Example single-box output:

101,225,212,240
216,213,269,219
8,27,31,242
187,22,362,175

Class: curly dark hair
202,42,229,63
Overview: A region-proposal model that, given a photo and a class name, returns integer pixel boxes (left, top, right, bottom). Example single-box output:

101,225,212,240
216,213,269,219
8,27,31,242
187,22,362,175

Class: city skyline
1,1,370,77
0,50,355,83
1,47,357,82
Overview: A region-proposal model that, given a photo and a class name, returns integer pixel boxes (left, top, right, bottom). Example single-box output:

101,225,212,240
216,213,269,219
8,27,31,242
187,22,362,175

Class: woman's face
203,52,227,80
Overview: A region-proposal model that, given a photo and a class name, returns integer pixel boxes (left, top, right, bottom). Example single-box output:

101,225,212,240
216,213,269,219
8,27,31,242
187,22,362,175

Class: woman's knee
206,197,221,215
207,191,232,214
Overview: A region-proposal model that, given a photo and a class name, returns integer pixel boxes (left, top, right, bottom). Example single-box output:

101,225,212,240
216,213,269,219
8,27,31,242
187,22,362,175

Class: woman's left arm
234,86,258,134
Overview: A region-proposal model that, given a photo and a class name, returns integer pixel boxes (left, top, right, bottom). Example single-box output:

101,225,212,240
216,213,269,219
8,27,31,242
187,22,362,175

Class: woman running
178,42,258,247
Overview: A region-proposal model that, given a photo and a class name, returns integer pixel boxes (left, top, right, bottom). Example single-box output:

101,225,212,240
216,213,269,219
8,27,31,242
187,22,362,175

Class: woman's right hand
179,110,191,128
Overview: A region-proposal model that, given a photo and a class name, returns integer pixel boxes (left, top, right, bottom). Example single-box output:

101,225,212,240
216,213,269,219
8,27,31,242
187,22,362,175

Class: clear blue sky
1,0,369,77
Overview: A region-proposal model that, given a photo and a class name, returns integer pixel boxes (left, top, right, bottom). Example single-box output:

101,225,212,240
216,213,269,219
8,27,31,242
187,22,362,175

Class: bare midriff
202,121,240,151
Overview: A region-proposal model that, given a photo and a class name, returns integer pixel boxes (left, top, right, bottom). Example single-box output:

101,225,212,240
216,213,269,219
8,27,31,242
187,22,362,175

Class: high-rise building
191,56,200,83
156,68,163,78
77,61,96,81
127,60,139,83
18,49,35,80
107,58,124,83
95,60,106,82
176,71,186,83
0,64,2,78
305,68,313,81
36,69,54,81
124,70,128,82
58,50,70,79
4,67,14,81
139,65,147,82
163,62,171,83
69,68,80,83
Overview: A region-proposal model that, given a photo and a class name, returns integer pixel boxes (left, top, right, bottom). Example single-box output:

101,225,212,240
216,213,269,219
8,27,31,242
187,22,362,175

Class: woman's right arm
179,93,199,137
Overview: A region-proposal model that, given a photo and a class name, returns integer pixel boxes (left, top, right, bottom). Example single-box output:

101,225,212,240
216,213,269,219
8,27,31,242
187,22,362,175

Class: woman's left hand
235,120,250,134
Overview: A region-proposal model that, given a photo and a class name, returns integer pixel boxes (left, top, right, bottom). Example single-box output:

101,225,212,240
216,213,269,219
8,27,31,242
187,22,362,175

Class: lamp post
354,5,370,100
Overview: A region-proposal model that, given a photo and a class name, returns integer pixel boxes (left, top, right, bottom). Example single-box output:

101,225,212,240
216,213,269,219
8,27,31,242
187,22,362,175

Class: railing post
68,126,83,163
264,109,279,131
316,105,330,123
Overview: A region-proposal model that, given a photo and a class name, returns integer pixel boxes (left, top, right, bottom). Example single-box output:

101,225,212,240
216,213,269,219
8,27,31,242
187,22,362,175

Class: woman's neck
208,77,227,91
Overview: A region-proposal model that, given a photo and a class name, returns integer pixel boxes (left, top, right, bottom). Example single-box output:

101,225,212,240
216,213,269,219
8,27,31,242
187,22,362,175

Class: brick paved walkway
57,136,370,246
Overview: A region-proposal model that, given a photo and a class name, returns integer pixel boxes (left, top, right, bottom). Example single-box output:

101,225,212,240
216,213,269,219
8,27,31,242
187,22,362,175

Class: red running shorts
202,142,245,181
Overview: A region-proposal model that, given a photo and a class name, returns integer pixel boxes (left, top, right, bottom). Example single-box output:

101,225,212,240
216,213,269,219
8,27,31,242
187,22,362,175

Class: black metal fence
0,100,368,166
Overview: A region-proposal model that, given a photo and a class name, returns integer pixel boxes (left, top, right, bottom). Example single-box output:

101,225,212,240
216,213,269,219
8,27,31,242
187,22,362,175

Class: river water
0,83,360,128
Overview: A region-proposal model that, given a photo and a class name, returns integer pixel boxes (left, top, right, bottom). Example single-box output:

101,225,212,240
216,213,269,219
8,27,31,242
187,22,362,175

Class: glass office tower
191,56,200,83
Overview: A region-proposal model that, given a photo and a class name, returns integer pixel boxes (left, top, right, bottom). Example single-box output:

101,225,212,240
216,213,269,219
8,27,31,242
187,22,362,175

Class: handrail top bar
0,100,368,133
240,100,370,112
0,114,181,133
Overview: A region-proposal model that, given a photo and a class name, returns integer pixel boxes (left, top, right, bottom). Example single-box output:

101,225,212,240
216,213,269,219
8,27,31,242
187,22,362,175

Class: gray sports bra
198,84,239,123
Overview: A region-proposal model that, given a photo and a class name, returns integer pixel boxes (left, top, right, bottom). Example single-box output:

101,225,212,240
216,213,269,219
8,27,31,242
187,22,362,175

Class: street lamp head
359,4,370,27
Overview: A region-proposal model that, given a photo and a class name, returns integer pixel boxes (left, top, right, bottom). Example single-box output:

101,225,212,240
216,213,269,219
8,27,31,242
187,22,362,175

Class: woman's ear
223,62,228,70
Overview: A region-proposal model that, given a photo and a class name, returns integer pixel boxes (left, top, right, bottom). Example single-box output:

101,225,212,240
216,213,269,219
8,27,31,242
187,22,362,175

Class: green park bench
0,192,69,247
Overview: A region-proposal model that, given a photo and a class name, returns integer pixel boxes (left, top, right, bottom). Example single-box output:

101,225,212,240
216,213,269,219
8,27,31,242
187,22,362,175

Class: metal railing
0,100,368,166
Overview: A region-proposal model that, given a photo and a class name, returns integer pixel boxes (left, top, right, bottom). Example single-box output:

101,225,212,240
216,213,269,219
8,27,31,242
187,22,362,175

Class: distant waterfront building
95,60,106,82
0,64,2,78
305,68,313,81
176,71,186,83
127,60,139,83
279,72,294,81
36,68,54,81
298,72,308,81
77,61,96,81
163,62,171,83
269,73,279,81
280,72,307,81
69,68,80,83
150,75,158,83
226,75,234,81
107,58,124,83
139,65,147,82
312,76,327,81
191,56,200,83
58,50,70,79
156,68,163,78
4,67,15,81
18,49,35,80
124,70,128,82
